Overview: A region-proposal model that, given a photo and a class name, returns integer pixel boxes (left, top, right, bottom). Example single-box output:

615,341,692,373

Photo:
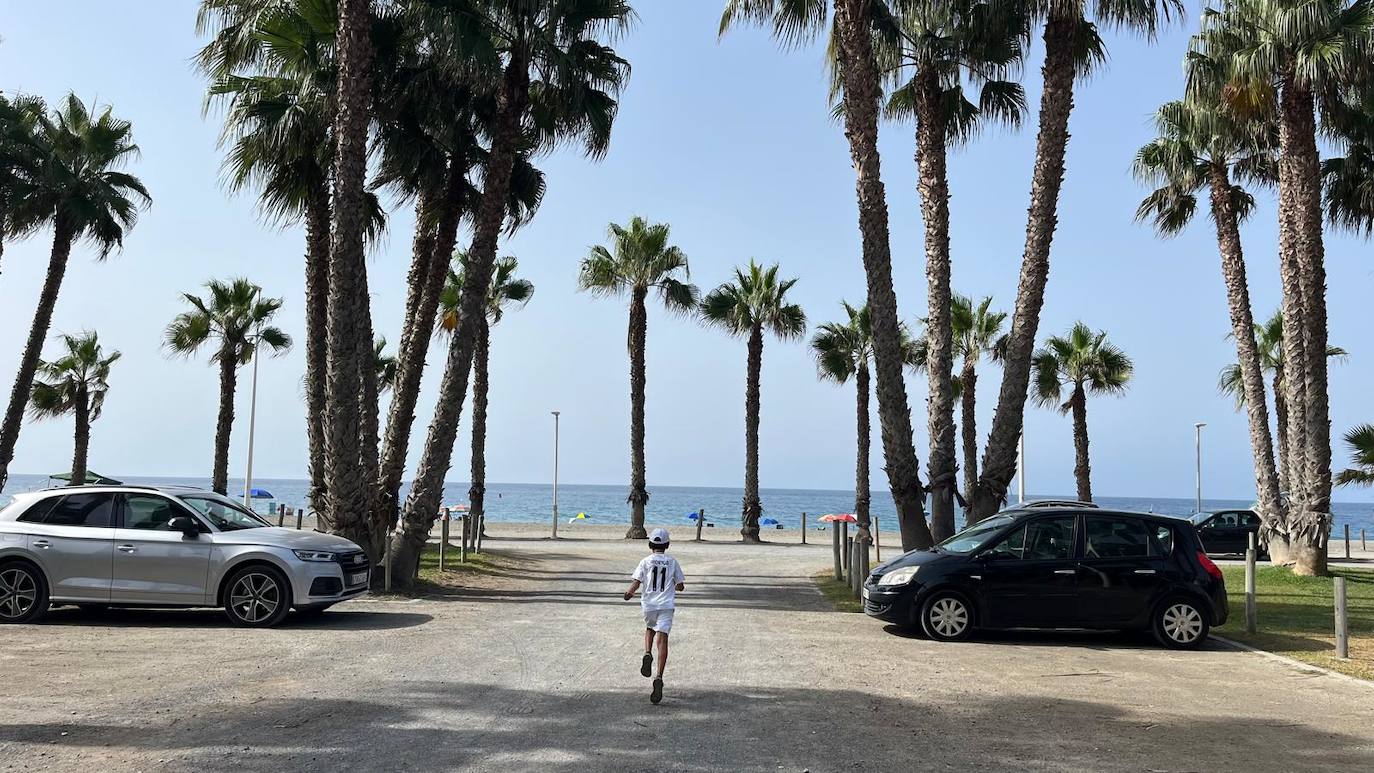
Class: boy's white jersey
632,553,684,611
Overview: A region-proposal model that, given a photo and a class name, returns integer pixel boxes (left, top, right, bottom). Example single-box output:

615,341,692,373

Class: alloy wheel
928,597,969,638
229,572,281,624
1162,603,1203,644
0,568,38,621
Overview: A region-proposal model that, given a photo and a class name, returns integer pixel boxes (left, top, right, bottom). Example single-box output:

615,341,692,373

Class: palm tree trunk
70,387,89,487
627,286,649,540
1277,77,1328,576
323,0,378,557
305,190,331,526
391,60,530,584
468,316,490,531
0,216,75,492
212,344,237,496
1273,367,1290,492
742,323,764,541
914,69,957,543
960,362,978,511
832,0,933,552
855,363,871,544
969,12,1078,523
1207,164,1285,550
1070,383,1091,503
377,158,468,532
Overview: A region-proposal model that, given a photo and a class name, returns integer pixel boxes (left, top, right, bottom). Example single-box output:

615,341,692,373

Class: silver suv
0,485,369,627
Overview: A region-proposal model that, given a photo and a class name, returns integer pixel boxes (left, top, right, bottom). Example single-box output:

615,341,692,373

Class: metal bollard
832,523,842,580
1335,576,1349,659
695,508,705,542
1245,532,1257,634
801,512,807,545
440,508,450,572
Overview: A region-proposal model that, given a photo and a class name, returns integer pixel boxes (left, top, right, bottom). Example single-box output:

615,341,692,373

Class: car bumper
861,582,921,625
286,554,372,605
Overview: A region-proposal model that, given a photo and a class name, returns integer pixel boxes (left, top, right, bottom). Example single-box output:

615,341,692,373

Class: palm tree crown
701,260,807,340
1032,322,1133,411
1335,424,1374,487
165,278,292,364
577,218,698,313
442,252,537,332
30,332,120,424
1217,310,1346,406
812,301,872,385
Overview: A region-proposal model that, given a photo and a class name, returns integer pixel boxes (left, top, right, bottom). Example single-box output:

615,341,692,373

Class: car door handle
1053,569,1076,575
117,544,137,553
1133,569,1157,575
32,539,50,549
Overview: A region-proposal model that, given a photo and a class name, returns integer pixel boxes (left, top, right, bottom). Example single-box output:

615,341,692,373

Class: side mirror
168,516,200,538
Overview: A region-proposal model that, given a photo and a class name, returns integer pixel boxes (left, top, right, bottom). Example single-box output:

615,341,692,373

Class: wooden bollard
1345,524,1351,559
1335,576,1349,659
832,523,842,580
440,508,450,572
850,540,861,598
845,536,854,584
874,516,882,562
695,508,705,542
460,514,469,563
841,522,850,571
1363,528,1367,552
1245,532,1257,634
476,512,485,552
384,530,393,592
295,507,303,530
276,504,285,527
801,512,807,545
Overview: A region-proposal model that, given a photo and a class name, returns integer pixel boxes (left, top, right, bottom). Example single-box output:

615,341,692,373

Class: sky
0,1,1370,502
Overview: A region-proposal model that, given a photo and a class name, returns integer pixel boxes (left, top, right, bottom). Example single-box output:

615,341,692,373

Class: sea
4,473,1373,535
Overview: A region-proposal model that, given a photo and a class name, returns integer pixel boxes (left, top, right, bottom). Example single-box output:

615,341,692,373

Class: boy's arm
623,579,641,601
674,560,685,591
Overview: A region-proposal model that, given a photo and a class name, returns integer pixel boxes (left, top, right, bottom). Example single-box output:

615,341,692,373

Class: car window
1217,512,1240,527
986,516,1074,560
178,494,268,531
1084,516,1153,559
1238,511,1261,526
938,515,1016,554
1154,525,1174,556
15,497,61,524
40,493,114,527
123,494,188,531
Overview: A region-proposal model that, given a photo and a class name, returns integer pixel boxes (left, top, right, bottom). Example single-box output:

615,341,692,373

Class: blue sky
1,1,1370,501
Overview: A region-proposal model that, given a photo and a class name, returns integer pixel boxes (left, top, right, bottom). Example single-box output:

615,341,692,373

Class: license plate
348,571,368,586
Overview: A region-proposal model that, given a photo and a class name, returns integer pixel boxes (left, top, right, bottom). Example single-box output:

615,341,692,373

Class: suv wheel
1153,596,1209,649
223,565,292,628
0,560,49,624
919,591,974,642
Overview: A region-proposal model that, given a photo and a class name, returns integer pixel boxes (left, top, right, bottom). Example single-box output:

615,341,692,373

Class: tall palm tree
393,0,633,583
438,254,534,533
880,0,1027,542
577,218,697,539
1195,0,1374,576
811,302,877,544
0,94,151,493
1322,88,1374,236
29,332,120,487
1335,425,1374,488
165,279,291,495
702,261,807,542
721,0,936,551
1031,323,1133,503
966,0,1182,523
1217,310,1346,495
0,92,47,278
1133,94,1286,539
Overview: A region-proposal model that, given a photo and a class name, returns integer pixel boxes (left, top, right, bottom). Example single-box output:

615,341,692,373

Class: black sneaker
641,652,653,678
650,677,664,704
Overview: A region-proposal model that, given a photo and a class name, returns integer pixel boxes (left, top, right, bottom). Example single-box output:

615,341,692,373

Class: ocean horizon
4,472,1372,534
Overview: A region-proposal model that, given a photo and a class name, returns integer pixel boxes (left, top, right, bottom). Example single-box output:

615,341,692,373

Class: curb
1212,634,1374,690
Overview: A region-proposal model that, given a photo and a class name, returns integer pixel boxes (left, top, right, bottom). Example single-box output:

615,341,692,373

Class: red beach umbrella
818,513,857,523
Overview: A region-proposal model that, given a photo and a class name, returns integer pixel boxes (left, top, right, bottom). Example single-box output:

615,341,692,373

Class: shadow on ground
38,606,433,631
0,682,1364,772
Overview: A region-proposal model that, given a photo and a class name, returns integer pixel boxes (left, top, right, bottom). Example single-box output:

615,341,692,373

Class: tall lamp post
242,286,263,510
1194,422,1207,514
551,411,560,539
1016,432,1026,504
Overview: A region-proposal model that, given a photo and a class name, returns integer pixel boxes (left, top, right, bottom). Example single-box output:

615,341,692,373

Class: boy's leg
654,631,669,678
641,625,654,677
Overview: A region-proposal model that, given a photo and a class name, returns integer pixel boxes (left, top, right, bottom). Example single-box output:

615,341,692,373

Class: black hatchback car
862,508,1228,649
1189,509,1266,557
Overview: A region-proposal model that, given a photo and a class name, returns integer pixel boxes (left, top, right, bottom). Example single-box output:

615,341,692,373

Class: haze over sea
4,474,1371,535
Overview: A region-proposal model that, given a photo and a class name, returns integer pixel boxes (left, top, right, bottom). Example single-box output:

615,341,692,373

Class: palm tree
966,0,1182,524
1133,94,1286,538
1218,310,1346,495
439,254,534,533
1031,323,1133,503
721,0,936,552
880,0,1027,542
393,0,632,583
165,278,291,495
577,219,697,539
1322,89,1374,236
1194,0,1374,576
0,94,151,493
29,332,120,487
702,261,807,542
1335,425,1374,488
811,302,877,544
0,92,47,278
374,337,397,396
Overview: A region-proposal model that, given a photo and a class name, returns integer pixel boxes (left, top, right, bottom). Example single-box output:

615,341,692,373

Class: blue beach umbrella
250,488,274,499
686,512,702,520
760,517,779,525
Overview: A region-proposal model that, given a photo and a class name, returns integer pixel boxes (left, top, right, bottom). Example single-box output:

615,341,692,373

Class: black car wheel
0,560,49,624
919,591,974,642
223,565,292,628
1152,596,1210,649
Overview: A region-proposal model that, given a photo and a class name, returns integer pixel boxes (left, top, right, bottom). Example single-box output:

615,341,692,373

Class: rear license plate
348,571,368,586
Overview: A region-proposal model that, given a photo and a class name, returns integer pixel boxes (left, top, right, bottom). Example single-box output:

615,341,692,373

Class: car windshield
177,494,269,531
1187,512,1211,525
936,515,1016,554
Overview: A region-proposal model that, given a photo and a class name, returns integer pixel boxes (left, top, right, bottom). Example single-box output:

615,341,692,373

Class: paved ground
2,531,1373,772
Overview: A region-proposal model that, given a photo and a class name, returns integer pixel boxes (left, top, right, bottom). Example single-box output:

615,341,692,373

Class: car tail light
1196,551,1223,582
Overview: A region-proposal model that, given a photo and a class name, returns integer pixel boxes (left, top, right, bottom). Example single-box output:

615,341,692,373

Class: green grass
813,570,863,613
1216,565,1374,680
376,543,513,597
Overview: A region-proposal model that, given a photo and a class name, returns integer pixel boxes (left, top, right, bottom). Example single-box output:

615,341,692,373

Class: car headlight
877,566,919,587
293,549,336,562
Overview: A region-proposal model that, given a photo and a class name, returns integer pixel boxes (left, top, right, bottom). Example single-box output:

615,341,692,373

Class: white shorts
643,608,674,634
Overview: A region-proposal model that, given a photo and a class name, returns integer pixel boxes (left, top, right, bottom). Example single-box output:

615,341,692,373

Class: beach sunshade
819,513,857,523
249,488,274,499
760,517,779,525
687,512,702,520
49,471,122,485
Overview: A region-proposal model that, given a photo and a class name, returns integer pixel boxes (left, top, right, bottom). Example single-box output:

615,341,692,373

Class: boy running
624,528,684,704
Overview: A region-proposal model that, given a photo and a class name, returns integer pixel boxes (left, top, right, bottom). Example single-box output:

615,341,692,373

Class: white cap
648,528,670,545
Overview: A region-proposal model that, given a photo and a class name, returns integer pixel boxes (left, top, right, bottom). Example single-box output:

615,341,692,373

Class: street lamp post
551,411,560,539
1194,422,1207,514
1017,432,1026,504
242,287,263,510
